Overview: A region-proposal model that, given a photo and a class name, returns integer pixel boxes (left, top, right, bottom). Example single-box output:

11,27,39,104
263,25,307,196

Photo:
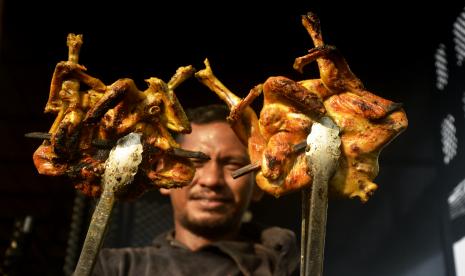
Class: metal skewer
230,141,308,179
300,187,311,276
24,132,210,160
24,132,52,140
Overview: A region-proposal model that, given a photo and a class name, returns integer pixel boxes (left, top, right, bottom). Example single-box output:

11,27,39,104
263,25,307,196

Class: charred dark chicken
33,34,198,199
196,12,407,202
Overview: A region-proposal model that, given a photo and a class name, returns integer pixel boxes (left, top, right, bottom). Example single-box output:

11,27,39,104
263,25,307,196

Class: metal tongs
301,116,341,276
73,132,144,276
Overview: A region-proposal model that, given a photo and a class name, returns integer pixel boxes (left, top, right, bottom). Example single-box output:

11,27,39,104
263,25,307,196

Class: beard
178,208,243,238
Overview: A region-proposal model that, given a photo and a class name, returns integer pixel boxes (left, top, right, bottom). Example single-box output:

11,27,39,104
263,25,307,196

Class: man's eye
225,162,244,171
192,160,204,168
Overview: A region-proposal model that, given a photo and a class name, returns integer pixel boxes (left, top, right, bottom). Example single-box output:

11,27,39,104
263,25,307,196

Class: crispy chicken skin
33,34,195,199
293,12,407,202
255,77,325,196
196,61,325,197
197,12,407,202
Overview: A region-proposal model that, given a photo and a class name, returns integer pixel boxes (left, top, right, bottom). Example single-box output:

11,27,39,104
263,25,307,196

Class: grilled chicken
196,60,325,197
197,12,407,202
33,33,196,199
293,12,408,202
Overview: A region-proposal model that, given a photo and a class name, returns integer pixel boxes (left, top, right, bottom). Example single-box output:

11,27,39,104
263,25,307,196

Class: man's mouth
190,195,233,209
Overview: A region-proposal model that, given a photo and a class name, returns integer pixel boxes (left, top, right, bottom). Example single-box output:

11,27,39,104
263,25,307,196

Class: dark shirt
92,223,299,276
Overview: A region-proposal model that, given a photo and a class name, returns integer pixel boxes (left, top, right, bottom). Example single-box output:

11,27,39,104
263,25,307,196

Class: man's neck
174,223,240,251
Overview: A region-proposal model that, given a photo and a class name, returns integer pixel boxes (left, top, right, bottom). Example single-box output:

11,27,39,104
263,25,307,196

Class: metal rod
304,170,329,276
24,131,210,160
303,117,341,276
172,147,210,161
73,186,115,276
292,140,307,153
24,132,51,140
300,187,311,276
24,132,115,149
231,162,261,179
74,132,143,275
230,141,307,179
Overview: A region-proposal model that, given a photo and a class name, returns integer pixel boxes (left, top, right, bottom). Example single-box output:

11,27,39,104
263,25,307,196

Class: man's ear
159,188,171,196
251,184,264,202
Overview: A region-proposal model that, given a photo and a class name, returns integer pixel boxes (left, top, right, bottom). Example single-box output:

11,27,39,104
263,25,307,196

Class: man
93,104,299,275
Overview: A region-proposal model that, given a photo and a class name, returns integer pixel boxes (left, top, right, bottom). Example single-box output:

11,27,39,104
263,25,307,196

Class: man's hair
185,104,230,124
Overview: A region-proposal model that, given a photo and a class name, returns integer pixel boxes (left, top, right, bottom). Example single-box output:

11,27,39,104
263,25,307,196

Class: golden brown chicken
293,12,408,202
33,33,197,199
196,12,407,202
196,60,325,197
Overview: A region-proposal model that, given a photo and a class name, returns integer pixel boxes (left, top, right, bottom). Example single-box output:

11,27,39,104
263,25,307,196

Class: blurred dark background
1,1,464,275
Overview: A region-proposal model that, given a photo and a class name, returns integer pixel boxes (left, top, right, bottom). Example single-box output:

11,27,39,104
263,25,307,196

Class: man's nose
197,161,225,188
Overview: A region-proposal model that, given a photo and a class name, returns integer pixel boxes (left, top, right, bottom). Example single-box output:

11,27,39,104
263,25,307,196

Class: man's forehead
181,122,232,141
180,122,248,154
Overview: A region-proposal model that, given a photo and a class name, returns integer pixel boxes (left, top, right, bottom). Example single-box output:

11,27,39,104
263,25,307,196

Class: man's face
166,122,259,236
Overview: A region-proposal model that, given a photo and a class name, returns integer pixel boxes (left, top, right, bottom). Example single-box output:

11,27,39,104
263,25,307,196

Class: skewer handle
75,132,143,275
73,187,115,276
303,117,341,276
300,188,311,276
304,172,329,276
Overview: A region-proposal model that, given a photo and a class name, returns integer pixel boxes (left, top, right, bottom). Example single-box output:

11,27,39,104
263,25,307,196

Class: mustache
189,191,233,202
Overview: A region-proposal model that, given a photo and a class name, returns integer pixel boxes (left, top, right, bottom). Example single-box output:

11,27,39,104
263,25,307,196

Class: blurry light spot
435,44,449,90
453,8,465,66
449,178,465,220
441,114,457,164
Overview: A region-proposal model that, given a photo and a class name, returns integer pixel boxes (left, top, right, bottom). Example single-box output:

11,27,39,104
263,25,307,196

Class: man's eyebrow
220,155,250,164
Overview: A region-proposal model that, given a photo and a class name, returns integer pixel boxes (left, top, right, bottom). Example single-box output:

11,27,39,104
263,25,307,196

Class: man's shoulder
97,245,159,265
241,222,299,275
99,245,152,255
242,222,297,249
94,242,171,276
261,225,297,251
99,230,171,257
